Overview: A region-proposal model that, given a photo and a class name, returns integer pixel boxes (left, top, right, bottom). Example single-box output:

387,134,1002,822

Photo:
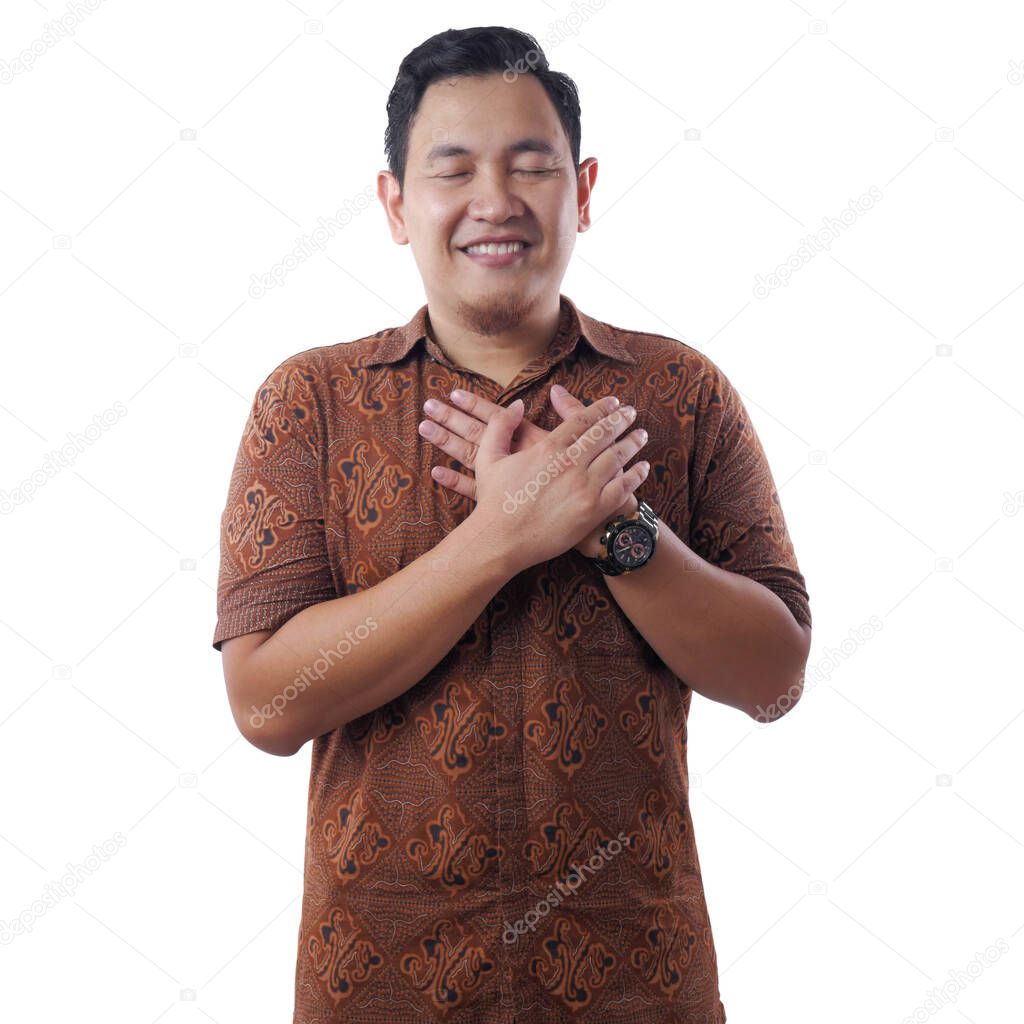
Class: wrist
463,507,523,581
574,493,639,559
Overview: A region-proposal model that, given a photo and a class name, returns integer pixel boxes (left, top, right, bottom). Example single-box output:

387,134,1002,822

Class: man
213,25,812,1024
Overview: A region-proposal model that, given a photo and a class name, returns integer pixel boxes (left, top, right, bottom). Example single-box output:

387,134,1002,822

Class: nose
466,166,525,222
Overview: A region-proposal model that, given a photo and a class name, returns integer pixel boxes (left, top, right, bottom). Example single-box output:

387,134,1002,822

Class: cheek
405,195,459,251
546,199,581,250
422,198,456,228
550,215,579,254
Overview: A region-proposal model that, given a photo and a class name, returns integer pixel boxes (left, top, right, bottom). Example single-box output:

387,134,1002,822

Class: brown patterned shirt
213,294,811,1023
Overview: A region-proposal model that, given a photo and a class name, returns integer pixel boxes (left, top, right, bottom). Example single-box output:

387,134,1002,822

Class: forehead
409,73,567,162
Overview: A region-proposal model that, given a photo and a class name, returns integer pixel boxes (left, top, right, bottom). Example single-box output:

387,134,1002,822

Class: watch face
611,523,654,567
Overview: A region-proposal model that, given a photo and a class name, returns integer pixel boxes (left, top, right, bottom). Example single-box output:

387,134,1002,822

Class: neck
425,292,563,385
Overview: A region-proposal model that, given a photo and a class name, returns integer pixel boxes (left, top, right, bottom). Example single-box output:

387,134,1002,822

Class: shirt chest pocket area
325,439,468,592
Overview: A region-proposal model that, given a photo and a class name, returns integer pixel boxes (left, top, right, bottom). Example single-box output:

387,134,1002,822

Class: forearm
242,509,513,754
602,515,810,718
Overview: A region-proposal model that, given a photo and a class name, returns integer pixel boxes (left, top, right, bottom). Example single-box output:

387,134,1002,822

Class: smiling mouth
457,242,534,270
458,242,533,255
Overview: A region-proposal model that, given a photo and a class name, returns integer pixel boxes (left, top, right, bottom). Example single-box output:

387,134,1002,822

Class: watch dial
612,524,654,567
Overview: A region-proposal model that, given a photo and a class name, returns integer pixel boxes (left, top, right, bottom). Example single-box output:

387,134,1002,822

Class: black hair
384,26,582,192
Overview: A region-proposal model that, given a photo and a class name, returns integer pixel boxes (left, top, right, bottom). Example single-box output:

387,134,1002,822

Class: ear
576,157,599,233
377,170,409,245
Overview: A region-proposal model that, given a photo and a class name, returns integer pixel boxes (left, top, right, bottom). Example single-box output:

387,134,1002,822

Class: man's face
379,72,596,336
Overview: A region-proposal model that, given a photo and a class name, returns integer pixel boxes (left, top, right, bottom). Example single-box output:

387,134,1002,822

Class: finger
476,397,526,466
419,403,486,470
429,463,477,501
550,397,636,470
548,382,587,420
600,458,650,507
447,388,504,422
588,426,650,483
546,393,620,452
450,388,548,447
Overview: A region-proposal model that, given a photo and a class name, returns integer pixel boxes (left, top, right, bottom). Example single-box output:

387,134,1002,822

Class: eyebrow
424,137,560,166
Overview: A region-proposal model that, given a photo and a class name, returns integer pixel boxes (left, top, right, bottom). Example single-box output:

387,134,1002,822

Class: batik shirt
213,293,811,1023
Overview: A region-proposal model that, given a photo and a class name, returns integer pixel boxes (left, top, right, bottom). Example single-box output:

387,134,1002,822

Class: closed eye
438,170,554,179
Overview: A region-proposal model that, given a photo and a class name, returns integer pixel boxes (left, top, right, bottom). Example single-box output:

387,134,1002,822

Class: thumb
477,397,525,467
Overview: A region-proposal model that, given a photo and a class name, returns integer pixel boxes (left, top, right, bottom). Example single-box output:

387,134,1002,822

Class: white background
1,1,1022,1021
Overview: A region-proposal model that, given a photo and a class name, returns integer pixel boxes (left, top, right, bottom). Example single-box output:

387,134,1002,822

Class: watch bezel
590,499,659,575
609,520,656,568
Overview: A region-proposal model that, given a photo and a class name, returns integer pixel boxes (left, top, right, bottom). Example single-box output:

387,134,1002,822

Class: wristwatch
587,499,659,576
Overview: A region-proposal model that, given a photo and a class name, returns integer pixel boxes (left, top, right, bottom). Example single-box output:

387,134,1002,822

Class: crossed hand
417,382,649,559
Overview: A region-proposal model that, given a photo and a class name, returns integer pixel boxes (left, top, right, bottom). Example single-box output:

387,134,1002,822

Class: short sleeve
211,353,337,652
687,365,811,630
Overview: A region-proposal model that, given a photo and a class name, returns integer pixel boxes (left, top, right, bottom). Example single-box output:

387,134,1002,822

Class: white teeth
464,241,525,256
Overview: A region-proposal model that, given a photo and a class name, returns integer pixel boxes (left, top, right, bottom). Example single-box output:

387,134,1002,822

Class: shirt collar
362,293,638,367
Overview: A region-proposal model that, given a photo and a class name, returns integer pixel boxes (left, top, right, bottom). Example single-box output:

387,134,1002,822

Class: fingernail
451,389,465,402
